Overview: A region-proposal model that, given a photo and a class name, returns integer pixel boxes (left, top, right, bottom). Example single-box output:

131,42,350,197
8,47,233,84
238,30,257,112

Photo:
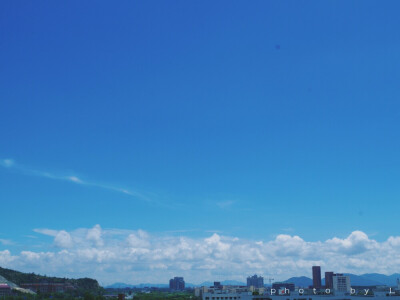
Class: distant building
272,282,295,293
312,266,322,289
325,272,334,289
213,282,222,289
247,275,264,288
0,284,11,296
195,286,209,297
332,274,350,293
169,277,185,290
117,294,125,300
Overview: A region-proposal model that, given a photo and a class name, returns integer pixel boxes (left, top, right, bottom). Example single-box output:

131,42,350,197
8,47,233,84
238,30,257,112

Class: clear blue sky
1,1,400,282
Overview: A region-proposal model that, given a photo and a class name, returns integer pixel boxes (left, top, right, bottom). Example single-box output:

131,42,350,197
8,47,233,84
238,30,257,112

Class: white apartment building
332,274,351,293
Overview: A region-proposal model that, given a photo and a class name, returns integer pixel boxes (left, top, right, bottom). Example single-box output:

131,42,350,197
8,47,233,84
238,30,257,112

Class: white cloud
387,236,400,247
2,227,400,285
54,231,74,248
0,250,15,265
326,230,377,255
127,230,150,248
86,225,104,247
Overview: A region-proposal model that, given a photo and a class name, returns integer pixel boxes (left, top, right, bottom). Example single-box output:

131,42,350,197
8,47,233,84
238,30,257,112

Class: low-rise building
272,282,295,293
0,284,12,296
195,286,209,297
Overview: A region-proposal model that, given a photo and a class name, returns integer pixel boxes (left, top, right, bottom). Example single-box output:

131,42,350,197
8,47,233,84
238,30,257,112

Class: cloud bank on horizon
1,225,400,285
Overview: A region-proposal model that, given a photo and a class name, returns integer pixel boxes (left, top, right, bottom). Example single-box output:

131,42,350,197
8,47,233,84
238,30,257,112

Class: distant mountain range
106,273,400,289
105,280,246,289
106,283,169,289
283,276,313,287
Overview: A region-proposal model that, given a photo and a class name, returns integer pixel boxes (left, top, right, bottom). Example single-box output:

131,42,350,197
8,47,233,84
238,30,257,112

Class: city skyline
1,1,400,285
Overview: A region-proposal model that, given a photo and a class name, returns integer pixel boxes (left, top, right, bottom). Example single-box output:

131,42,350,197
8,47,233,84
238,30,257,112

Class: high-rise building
312,266,322,289
169,277,185,290
325,272,334,289
332,274,350,293
247,274,264,288
213,282,222,289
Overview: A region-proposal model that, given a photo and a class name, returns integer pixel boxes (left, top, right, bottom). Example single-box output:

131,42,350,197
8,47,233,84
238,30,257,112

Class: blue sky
1,1,400,283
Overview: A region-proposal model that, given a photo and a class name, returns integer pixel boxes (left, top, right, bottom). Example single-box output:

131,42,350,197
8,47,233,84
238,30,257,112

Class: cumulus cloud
127,230,150,248
86,225,104,247
0,250,14,265
326,231,377,255
1,227,400,285
54,231,74,248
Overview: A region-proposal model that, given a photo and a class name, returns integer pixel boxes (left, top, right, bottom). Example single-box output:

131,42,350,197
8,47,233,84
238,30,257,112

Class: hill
283,276,312,287
342,273,383,286
360,273,400,286
106,282,137,289
0,266,102,294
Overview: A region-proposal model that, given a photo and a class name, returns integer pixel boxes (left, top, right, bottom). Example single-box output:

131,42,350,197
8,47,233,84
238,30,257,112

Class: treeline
2,292,105,300
0,267,102,294
3,292,200,300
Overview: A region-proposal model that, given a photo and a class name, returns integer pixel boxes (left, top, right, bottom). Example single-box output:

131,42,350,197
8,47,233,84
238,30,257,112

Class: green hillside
0,266,102,294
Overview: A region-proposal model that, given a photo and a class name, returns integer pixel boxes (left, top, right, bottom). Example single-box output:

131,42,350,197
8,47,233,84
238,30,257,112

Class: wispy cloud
0,239,14,246
281,227,295,232
216,200,235,209
0,158,150,202
0,159,14,167
33,229,59,237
